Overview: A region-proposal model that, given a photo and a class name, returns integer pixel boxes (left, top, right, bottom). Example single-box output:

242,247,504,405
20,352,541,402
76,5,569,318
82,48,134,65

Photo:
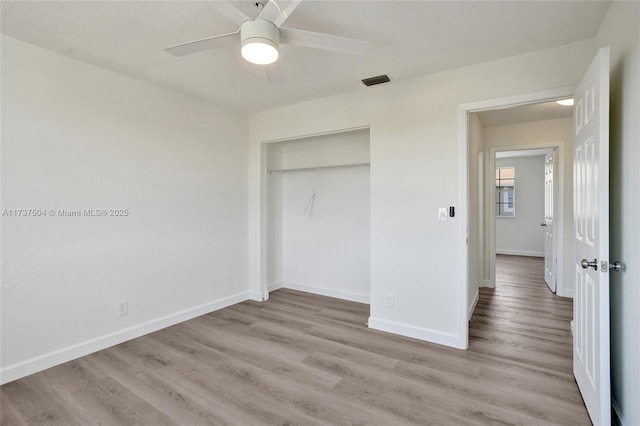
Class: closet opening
265,128,371,306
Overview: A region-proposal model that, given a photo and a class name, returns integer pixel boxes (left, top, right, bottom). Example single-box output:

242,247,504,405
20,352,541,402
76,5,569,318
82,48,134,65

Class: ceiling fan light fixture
241,19,280,65
556,98,574,106
242,39,279,64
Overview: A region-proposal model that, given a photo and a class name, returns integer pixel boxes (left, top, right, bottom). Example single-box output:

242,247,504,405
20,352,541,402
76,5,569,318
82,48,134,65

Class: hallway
469,254,589,423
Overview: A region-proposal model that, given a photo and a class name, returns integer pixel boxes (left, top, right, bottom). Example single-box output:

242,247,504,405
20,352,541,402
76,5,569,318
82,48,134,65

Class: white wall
596,2,640,425
0,36,249,382
249,38,599,348
495,156,545,257
266,130,370,303
482,118,573,296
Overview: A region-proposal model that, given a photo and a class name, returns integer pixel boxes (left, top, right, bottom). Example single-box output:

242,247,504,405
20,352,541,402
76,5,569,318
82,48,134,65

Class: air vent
362,74,390,87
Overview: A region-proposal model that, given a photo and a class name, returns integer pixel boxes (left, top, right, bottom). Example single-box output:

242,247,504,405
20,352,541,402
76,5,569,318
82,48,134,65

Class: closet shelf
268,162,370,174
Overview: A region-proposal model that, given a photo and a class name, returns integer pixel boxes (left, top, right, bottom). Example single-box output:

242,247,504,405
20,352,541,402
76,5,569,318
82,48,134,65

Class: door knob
540,222,547,227
610,261,625,272
581,258,598,270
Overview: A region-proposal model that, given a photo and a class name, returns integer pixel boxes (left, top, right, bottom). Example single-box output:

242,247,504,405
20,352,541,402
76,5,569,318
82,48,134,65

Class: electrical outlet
385,294,394,309
118,300,128,317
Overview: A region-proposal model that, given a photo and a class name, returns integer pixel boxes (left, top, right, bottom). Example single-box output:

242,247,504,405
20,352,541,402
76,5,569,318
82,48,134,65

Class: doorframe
458,86,574,346
257,125,371,302
488,144,564,296
544,150,560,292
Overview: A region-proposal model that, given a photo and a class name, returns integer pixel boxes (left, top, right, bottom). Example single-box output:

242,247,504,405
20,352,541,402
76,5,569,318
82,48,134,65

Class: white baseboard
0,291,250,385
368,316,465,349
496,249,544,257
248,290,268,301
570,320,574,336
612,398,626,426
558,287,574,299
267,281,283,292
468,288,479,320
282,281,370,304
482,279,494,288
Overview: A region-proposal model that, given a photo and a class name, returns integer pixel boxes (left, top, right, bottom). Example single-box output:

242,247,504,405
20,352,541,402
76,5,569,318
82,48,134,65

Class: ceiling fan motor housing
241,19,279,49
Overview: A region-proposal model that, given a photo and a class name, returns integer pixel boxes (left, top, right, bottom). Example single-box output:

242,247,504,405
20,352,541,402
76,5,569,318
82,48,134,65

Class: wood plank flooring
1,255,590,425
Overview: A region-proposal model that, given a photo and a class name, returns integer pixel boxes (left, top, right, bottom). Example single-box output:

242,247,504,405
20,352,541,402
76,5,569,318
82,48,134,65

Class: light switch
438,207,448,221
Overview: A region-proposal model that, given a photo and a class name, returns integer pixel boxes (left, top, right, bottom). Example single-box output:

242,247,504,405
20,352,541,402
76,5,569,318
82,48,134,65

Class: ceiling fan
164,0,369,82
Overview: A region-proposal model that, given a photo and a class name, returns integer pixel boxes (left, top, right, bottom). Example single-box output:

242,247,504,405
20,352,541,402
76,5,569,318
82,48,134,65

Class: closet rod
268,162,370,174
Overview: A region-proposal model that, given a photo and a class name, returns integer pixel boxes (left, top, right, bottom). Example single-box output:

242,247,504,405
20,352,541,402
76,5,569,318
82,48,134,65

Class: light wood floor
1,255,590,425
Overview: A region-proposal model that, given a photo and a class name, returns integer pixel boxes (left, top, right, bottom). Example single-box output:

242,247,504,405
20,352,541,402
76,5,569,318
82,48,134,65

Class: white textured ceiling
478,100,574,127
0,1,610,113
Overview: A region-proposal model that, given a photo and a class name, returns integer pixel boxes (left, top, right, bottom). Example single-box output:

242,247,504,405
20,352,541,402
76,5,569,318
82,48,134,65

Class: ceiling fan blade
265,63,285,84
257,0,283,24
273,0,302,27
164,30,239,57
211,1,251,26
279,27,369,55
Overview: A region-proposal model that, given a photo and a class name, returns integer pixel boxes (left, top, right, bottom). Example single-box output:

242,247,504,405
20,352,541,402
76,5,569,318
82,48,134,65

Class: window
496,167,515,217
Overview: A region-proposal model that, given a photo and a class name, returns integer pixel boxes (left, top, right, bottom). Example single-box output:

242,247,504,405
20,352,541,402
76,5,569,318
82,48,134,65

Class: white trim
459,86,574,355
260,125,370,145
282,281,370,304
458,106,470,349
482,279,494,288
460,87,574,113
249,290,268,302
258,142,269,300
571,320,575,336
468,288,479,321
267,281,283,292
488,150,497,286
612,398,626,426
368,317,465,349
256,126,372,302
485,141,569,295
460,105,470,349
495,249,544,257
488,142,567,299
559,287,574,299
0,291,250,385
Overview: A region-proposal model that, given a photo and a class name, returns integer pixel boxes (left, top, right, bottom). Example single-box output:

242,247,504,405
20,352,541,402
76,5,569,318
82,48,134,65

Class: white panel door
573,47,610,426
544,152,556,292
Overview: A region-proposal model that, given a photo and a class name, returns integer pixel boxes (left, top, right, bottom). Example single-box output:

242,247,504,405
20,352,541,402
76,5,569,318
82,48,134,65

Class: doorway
493,147,558,292
264,128,371,305
465,99,574,325
461,48,612,426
